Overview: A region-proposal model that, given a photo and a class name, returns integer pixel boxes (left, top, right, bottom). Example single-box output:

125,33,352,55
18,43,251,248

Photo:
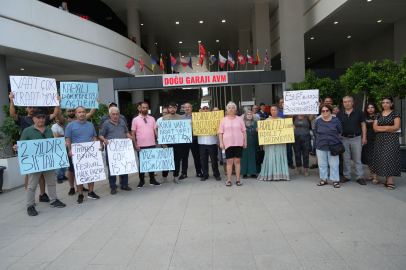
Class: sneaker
309,164,318,169
215,176,222,181
111,189,117,195
288,164,295,169
50,199,66,208
150,180,162,187
179,174,187,180
174,177,180,184
57,179,63,184
27,205,38,216
62,175,68,180
77,194,84,204
137,181,145,189
201,177,208,181
88,191,100,200
161,177,168,183
83,186,89,192
68,188,75,196
39,193,50,202
309,152,315,156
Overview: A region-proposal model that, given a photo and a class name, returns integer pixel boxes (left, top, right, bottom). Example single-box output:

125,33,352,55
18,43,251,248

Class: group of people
9,91,402,216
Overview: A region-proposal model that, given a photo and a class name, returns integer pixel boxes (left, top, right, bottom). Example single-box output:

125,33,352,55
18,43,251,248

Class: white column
0,55,8,127
127,8,141,45
279,0,305,86
131,90,144,104
147,34,157,60
150,90,159,116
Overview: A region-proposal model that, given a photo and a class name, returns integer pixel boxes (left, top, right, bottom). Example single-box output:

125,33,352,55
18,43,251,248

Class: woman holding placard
257,105,290,181
293,114,316,176
241,110,261,178
219,102,247,186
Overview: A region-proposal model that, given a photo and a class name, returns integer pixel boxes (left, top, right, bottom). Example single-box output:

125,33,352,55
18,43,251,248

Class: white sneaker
174,177,180,184
161,177,168,183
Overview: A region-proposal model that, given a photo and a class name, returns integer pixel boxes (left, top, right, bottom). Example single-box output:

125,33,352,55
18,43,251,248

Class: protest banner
192,110,224,135
139,148,175,173
71,141,106,185
106,139,138,176
10,76,58,107
258,118,295,145
283,89,319,115
60,82,99,109
157,119,192,144
17,138,69,175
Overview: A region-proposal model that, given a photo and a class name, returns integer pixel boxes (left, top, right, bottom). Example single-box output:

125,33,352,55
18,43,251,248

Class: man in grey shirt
99,107,133,194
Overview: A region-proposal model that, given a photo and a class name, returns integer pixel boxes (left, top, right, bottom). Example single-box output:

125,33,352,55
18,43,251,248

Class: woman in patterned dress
372,97,401,190
240,111,261,178
362,103,380,184
257,105,290,181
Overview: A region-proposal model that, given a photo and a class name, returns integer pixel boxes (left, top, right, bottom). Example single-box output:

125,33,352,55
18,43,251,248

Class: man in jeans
336,95,367,185
132,102,161,188
99,107,134,194
277,99,295,169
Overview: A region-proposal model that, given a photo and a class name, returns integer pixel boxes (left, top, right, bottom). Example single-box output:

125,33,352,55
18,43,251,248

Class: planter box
0,156,25,189
401,146,406,172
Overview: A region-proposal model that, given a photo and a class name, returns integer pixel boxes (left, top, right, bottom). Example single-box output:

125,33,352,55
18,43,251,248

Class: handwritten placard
258,118,295,145
71,141,106,185
139,148,175,172
60,82,99,109
192,110,224,135
10,76,58,107
157,120,192,144
283,89,319,115
17,138,69,175
106,139,138,176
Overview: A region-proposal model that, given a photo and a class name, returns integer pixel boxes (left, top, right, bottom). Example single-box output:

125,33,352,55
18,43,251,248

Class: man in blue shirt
278,98,295,169
257,103,269,120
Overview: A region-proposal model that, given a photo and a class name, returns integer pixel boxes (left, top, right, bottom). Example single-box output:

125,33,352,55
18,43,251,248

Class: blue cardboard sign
157,119,192,144
60,82,99,109
17,138,69,175
139,148,175,173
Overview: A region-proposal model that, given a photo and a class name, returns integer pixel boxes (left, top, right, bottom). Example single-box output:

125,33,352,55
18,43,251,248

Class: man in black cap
13,110,66,216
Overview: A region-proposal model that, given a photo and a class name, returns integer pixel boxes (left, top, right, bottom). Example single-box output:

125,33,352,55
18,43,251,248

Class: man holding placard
65,106,101,204
13,110,66,216
100,107,135,194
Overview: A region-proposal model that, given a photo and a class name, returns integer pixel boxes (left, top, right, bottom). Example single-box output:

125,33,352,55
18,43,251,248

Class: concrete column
127,8,141,45
394,17,406,63
147,34,157,60
279,0,305,86
131,90,144,104
150,90,159,117
98,78,115,105
0,55,8,128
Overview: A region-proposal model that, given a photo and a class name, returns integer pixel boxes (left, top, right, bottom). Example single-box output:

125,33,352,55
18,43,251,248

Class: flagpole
161,53,163,74
189,52,192,70
179,53,182,71
254,50,257,71
218,51,220,71
246,50,248,71
170,53,173,74
141,55,145,75
227,51,229,72
237,50,239,71
198,42,200,68
263,49,266,71
150,54,154,75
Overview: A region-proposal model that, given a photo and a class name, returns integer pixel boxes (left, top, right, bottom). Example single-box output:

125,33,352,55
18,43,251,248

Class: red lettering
191,77,195,84
169,78,174,85
186,77,190,84
206,76,210,83
164,78,169,85
200,76,204,83
196,77,200,83
221,75,226,82
180,77,184,84
216,75,220,82
212,76,217,82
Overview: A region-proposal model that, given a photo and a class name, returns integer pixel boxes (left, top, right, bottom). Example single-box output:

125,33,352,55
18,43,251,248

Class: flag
140,56,144,72
159,57,164,72
264,51,269,67
188,54,193,69
150,57,157,70
237,52,246,65
256,50,260,66
246,53,254,65
228,52,235,68
125,57,136,74
180,55,189,67
199,43,206,67
209,53,217,66
219,53,227,69
170,55,177,67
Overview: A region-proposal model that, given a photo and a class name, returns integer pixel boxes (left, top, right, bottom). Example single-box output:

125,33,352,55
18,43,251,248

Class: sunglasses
321,110,330,113
143,118,147,123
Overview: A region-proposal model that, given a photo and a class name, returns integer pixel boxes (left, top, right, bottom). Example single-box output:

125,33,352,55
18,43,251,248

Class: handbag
256,149,265,164
319,119,345,156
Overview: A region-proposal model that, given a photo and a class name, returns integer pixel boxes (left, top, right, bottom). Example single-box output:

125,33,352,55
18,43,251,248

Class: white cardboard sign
283,89,319,115
106,139,138,176
9,76,58,107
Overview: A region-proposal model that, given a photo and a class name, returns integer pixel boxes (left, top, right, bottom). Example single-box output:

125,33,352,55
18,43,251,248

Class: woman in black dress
362,102,379,184
372,97,401,190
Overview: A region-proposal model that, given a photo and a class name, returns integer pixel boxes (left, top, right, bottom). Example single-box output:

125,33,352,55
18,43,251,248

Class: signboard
139,148,175,172
17,138,69,175
192,110,224,135
162,72,228,87
60,82,99,109
241,101,255,106
10,76,58,107
71,141,106,185
283,89,319,115
157,120,192,144
106,139,138,176
258,118,295,145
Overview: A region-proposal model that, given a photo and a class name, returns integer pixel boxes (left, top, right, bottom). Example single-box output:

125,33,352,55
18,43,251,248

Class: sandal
366,175,373,181
333,182,340,188
236,181,242,186
380,182,388,187
372,175,379,185
387,183,395,190
226,181,232,187
317,180,328,186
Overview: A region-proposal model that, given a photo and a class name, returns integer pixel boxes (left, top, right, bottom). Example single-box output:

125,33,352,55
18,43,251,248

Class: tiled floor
1,156,406,270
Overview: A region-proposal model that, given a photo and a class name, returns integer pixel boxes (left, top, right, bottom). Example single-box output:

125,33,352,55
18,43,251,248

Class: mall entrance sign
162,72,228,87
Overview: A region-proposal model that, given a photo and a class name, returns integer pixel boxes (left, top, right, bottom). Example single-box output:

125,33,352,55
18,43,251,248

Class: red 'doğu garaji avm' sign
162,72,228,87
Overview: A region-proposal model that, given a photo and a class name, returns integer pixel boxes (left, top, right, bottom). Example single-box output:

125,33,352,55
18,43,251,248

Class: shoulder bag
320,119,345,156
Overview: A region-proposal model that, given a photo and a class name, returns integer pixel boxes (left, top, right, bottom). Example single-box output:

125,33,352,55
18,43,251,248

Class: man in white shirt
51,118,67,184
197,106,221,181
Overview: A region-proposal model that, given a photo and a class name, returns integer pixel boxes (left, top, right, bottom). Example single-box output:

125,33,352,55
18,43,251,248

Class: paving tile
300,260,352,270
7,262,49,270
353,229,406,255
46,249,99,270
0,255,21,270
254,254,304,270
276,219,317,234
213,252,257,270
0,233,51,257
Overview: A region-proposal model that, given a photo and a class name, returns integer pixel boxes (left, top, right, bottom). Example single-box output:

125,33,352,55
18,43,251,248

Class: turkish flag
237,52,246,65
140,56,144,72
199,43,206,66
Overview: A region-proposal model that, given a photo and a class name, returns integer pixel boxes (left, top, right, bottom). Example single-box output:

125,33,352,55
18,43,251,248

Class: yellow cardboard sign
258,118,295,145
192,110,224,135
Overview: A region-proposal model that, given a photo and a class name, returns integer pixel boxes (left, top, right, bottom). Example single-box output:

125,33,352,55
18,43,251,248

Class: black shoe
288,164,295,169
309,152,316,156
149,179,162,187
179,174,188,180
68,188,75,196
50,199,66,208
137,181,145,189
77,194,84,204
201,177,208,181
251,175,257,178
88,191,100,200
62,176,68,180
215,176,222,181
196,174,202,178
309,164,318,169
57,179,63,184
243,175,248,179
39,193,50,202
27,205,38,216
83,186,89,192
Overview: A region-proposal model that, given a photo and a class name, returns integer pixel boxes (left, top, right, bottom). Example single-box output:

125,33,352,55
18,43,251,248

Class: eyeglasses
143,118,147,123
321,110,330,113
